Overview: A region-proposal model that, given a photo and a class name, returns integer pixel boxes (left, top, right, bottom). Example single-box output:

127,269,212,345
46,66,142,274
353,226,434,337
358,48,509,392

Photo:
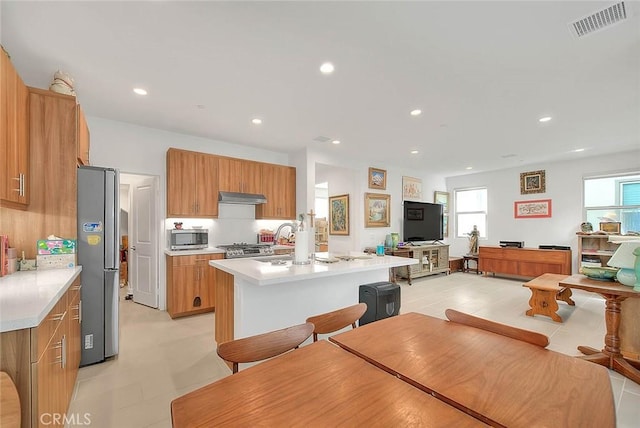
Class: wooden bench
523,273,575,323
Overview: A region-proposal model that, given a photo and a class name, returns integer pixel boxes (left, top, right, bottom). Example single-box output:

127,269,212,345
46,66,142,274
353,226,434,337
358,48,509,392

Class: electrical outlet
84,334,93,349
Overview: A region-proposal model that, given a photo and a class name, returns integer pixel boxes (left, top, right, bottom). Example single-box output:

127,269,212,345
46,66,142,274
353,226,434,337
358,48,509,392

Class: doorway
120,173,160,309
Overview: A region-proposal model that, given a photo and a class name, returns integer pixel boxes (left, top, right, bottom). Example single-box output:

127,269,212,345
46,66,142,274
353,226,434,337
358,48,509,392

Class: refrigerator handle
104,169,120,269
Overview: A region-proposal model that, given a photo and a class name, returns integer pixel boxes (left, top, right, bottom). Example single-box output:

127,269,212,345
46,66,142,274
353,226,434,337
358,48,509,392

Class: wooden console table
479,246,571,278
559,274,640,385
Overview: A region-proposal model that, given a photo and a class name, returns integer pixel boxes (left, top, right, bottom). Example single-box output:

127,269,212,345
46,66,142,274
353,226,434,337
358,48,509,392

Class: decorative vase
391,233,399,249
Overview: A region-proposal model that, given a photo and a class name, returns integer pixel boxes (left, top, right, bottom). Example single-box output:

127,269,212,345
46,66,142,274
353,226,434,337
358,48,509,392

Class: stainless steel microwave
168,229,208,250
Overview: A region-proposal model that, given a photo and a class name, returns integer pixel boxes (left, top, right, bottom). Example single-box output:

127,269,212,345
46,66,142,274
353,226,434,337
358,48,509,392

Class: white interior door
131,176,158,308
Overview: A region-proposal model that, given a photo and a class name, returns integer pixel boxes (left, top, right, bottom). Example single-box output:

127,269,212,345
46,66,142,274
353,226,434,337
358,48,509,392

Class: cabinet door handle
71,284,82,291
62,335,67,369
20,173,25,196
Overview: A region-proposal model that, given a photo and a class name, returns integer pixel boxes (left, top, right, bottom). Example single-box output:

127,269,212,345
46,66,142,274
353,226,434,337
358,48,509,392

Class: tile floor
67,273,640,427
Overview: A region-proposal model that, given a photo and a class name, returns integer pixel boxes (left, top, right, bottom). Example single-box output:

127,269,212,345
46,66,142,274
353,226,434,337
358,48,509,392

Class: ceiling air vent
313,136,331,143
569,2,629,38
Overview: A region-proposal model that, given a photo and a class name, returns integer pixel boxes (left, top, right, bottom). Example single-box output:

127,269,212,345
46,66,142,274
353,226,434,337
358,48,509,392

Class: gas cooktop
217,243,275,259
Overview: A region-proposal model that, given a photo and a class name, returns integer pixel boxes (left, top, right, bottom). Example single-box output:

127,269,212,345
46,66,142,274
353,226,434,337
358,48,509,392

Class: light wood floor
67,273,640,427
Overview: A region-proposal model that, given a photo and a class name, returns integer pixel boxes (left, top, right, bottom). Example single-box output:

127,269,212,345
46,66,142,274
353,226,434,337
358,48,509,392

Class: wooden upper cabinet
256,163,296,219
0,48,30,208
76,104,90,166
218,157,262,194
166,148,218,217
28,88,78,242
196,152,219,217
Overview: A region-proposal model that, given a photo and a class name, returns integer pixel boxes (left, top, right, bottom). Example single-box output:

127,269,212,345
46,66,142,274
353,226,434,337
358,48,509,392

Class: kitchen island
210,254,417,351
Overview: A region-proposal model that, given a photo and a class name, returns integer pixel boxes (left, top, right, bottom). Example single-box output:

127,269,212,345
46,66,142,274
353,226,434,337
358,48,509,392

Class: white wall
445,149,640,272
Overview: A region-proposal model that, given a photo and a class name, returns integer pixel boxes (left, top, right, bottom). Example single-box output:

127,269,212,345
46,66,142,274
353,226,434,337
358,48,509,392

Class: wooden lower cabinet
0,277,81,428
166,254,223,318
479,246,571,278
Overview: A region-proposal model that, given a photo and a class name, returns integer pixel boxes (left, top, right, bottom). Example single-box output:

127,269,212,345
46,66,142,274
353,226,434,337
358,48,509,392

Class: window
455,188,487,238
584,173,640,234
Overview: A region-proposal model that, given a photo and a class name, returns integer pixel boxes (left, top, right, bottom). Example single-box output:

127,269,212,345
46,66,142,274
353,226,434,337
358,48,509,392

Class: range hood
218,191,267,205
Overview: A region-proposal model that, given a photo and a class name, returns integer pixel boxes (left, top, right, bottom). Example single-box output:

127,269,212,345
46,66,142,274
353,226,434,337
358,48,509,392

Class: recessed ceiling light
573,148,585,152
538,116,552,123
331,140,340,145
465,166,473,170
410,109,422,116
320,62,335,74
252,118,262,125
133,88,147,95
410,150,419,154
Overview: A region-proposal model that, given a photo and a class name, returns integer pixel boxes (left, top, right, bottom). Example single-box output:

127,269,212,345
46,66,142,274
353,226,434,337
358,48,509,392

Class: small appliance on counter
168,228,208,250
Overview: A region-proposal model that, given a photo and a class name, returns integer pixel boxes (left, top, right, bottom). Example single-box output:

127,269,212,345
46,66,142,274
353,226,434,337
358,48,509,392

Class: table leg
577,294,640,385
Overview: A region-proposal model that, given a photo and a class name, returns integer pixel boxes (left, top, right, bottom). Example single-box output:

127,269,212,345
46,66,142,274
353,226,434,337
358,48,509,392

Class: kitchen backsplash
166,204,294,247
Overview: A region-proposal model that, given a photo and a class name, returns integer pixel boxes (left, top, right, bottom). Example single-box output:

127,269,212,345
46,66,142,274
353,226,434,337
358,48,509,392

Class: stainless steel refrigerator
77,166,120,366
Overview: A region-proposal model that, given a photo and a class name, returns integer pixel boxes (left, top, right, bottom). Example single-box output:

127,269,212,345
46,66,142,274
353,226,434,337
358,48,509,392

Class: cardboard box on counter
37,254,76,270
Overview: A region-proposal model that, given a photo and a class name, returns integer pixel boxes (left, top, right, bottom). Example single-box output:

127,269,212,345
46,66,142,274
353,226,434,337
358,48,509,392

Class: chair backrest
306,303,368,342
0,372,21,428
217,322,314,373
445,309,549,348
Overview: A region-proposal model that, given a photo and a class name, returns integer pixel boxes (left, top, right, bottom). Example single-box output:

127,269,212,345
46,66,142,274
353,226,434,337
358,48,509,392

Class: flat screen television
403,201,444,243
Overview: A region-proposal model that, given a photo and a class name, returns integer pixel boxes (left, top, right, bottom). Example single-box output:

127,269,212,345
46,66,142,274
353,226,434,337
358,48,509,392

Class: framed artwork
368,167,387,190
520,170,546,194
402,176,422,201
329,194,350,235
434,191,450,237
434,191,449,213
599,222,621,234
365,193,390,227
514,199,552,218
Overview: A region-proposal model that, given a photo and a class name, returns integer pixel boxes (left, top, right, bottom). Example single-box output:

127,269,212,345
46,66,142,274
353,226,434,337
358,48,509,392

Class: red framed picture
514,199,552,218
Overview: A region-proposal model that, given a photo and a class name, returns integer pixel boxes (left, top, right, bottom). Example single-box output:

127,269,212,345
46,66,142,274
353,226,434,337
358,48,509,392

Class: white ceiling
2,1,639,177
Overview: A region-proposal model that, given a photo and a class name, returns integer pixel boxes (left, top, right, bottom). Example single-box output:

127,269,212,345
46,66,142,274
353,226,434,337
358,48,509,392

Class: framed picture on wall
514,199,552,218
368,167,387,190
434,191,449,237
365,193,390,227
329,194,349,235
520,170,546,194
402,176,422,201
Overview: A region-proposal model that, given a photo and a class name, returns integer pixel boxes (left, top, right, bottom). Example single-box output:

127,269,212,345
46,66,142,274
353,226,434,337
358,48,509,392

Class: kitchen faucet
274,222,298,244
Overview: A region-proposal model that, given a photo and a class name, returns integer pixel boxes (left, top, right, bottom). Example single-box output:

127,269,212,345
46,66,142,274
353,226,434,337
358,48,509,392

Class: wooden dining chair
306,303,367,342
445,308,549,348
217,322,314,373
0,372,21,428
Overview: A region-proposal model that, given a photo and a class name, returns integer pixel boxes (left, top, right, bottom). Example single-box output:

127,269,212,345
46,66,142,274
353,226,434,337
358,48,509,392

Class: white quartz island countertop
210,253,417,286
0,267,82,333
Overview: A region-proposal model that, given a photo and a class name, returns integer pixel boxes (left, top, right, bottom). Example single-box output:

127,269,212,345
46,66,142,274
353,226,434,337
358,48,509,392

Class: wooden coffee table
559,274,640,385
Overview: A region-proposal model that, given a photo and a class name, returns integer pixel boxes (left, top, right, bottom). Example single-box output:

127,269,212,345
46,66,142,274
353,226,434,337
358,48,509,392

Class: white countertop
0,267,82,333
210,253,417,286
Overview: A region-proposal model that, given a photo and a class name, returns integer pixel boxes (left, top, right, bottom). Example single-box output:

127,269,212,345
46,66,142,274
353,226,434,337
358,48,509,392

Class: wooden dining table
171,340,487,427
330,312,615,428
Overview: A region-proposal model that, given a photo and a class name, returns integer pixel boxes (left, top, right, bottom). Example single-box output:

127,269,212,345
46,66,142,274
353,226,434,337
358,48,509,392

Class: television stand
392,243,450,284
